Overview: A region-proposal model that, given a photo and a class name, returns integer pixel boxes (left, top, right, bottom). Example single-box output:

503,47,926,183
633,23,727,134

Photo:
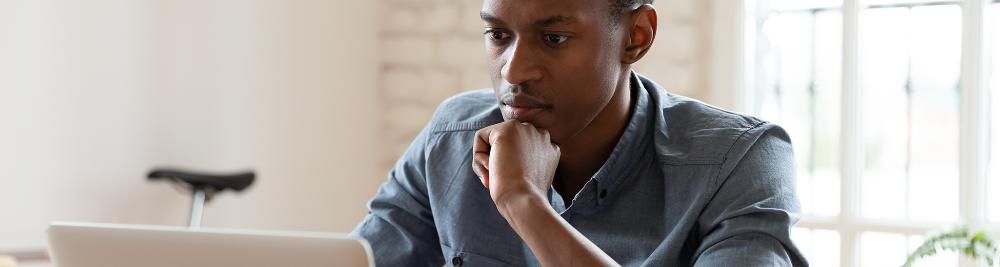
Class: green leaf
903,227,999,267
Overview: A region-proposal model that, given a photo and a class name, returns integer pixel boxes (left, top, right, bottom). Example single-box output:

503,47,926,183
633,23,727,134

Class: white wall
0,0,379,252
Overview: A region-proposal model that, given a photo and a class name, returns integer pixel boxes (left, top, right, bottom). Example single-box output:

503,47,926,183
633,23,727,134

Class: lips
500,95,551,122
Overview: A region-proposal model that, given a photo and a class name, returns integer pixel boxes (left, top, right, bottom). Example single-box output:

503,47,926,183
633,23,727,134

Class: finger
474,152,490,173
471,157,483,183
474,165,488,188
522,122,552,143
487,122,509,145
472,126,496,188
473,127,493,155
472,153,490,187
471,154,484,177
536,126,549,139
519,122,536,133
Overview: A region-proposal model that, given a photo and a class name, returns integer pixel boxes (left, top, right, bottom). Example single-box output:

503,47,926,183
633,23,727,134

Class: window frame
712,0,996,266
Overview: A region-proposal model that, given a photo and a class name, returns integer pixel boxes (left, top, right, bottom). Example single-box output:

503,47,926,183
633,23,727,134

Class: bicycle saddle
147,168,255,192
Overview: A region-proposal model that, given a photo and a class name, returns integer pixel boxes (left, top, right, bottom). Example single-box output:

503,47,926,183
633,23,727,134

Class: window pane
792,227,841,267
861,7,910,220
863,0,961,6
907,5,961,222
860,232,908,267
812,11,843,217
766,0,841,12
990,3,1000,224
757,10,842,217
861,232,960,267
860,5,961,222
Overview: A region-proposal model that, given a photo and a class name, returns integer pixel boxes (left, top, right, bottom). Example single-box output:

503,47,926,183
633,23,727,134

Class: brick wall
377,0,710,169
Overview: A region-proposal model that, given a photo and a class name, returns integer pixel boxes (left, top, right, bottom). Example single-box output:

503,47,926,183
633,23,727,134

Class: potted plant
903,226,999,266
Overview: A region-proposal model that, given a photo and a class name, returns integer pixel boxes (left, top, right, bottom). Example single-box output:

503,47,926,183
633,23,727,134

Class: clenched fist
472,121,561,206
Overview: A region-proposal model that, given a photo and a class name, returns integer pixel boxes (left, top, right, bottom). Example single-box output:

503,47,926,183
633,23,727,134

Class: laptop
47,222,374,267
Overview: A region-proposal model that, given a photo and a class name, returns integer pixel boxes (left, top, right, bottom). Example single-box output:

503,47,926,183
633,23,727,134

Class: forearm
495,189,619,267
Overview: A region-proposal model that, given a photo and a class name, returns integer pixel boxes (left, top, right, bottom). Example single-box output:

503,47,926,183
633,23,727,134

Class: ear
621,4,657,64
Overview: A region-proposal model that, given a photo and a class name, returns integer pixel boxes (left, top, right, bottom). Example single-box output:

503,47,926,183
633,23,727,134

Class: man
352,0,807,266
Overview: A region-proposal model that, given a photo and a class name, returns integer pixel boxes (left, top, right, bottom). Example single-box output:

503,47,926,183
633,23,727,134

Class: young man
352,0,807,266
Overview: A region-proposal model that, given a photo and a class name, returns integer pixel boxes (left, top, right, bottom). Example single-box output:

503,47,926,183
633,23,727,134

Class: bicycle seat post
147,168,255,229
189,189,207,229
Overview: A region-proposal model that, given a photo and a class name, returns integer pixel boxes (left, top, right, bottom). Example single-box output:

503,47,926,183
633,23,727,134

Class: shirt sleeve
351,125,444,267
692,124,809,267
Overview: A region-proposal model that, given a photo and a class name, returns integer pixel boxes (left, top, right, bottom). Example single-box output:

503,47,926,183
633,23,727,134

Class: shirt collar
590,71,654,202
549,71,654,212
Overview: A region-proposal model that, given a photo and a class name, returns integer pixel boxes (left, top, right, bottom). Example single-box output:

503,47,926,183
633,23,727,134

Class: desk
0,249,48,266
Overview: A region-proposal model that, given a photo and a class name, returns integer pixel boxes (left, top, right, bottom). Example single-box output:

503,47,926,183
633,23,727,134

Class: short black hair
609,0,653,20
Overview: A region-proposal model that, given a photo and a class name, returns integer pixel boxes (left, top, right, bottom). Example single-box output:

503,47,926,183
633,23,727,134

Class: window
859,232,958,266
860,3,962,223
990,0,1000,225
741,0,996,265
755,5,843,219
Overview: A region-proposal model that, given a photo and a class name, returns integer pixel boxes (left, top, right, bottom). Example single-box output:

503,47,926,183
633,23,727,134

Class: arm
471,121,618,267
494,187,618,266
351,126,444,267
693,126,808,266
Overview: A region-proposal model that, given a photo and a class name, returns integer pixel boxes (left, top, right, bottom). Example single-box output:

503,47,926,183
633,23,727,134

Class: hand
472,121,561,207
471,121,618,267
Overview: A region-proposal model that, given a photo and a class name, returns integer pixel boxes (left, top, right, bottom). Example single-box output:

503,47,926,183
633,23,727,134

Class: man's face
481,0,625,145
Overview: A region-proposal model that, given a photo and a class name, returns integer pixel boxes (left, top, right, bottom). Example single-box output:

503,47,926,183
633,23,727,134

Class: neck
553,71,634,200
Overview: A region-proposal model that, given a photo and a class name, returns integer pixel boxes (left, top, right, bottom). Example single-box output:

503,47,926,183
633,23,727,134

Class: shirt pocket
440,243,519,267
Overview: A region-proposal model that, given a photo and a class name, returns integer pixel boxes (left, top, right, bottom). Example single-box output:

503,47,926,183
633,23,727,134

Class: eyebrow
480,12,502,24
480,12,579,27
534,15,578,27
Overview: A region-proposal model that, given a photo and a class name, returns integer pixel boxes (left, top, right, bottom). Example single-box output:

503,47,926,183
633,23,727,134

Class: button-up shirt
352,72,808,266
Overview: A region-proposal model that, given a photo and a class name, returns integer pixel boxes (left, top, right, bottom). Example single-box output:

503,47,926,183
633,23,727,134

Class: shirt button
452,256,463,266
600,189,608,198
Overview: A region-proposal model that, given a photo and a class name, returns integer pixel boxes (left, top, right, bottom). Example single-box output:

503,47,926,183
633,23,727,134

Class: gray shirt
352,72,807,266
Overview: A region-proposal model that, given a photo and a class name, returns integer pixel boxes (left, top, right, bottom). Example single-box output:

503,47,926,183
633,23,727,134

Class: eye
484,29,511,43
542,34,568,46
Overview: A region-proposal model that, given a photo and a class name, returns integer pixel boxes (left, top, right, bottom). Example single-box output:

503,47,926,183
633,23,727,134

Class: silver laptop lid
47,222,374,267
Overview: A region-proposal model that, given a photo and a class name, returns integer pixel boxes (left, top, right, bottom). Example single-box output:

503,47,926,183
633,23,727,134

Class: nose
501,39,543,86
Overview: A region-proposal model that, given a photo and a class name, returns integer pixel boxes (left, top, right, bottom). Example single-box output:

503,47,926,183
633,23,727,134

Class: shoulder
426,89,503,134
641,76,788,167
